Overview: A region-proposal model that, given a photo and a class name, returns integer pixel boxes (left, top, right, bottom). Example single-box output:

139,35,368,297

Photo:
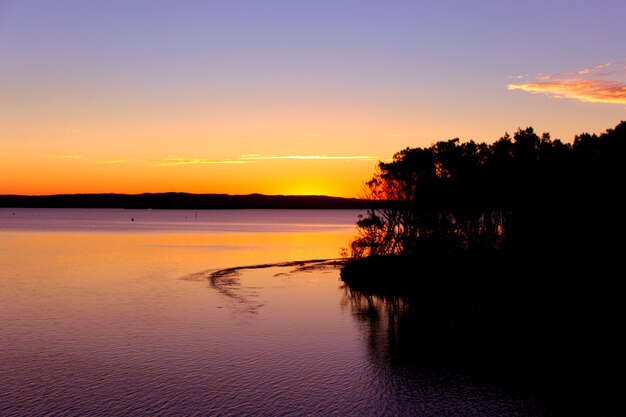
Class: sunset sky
1,0,625,197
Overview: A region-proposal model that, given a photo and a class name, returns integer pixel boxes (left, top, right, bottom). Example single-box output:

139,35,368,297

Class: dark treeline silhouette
345,121,626,263
0,192,369,210
340,122,626,416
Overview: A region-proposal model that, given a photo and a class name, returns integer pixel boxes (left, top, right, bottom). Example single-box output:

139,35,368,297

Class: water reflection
342,282,623,417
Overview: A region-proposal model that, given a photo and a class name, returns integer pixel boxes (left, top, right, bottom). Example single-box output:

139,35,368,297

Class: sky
1,0,625,197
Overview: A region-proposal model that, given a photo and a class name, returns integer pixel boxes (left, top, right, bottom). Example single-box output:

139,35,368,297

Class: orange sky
1,1,624,197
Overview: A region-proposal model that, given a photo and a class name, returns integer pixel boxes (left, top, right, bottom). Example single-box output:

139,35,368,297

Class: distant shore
0,192,372,210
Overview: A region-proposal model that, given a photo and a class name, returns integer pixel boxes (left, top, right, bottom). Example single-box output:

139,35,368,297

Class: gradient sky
1,0,625,197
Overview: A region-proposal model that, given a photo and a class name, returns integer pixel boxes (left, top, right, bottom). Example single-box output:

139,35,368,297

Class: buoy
131,217,134,221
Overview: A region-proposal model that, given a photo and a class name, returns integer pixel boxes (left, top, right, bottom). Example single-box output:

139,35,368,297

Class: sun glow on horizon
0,151,378,198
1,2,624,197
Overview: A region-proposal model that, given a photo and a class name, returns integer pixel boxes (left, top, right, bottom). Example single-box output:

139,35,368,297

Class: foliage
349,121,626,259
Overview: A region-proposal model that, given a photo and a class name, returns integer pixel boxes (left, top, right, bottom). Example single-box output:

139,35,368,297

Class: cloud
578,62,611,75
240,154,377,161
57,154,83,159
508,79,626,104
153,154,377,166
152,158,250,166
98,159,133,164
507,61,626,104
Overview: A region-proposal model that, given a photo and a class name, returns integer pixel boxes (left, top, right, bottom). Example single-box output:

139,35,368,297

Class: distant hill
0,192,370,210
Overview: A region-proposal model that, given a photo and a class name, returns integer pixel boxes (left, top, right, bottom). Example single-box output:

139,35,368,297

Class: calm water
0,209,552,416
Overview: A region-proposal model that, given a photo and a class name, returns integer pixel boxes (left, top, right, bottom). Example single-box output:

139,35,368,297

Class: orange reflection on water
0,227,354,369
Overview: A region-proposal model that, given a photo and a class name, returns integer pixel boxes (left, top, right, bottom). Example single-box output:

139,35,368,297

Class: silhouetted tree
349,121,626,260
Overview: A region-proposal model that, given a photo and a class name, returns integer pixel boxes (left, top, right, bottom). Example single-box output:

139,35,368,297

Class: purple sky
1,0,624,195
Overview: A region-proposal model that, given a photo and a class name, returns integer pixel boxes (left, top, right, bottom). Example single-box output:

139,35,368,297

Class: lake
0,208,566,416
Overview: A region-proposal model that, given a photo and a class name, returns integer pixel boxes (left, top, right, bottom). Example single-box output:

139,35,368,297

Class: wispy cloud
240,154,377,161
152,158,250,166
508,79,626,104
578,62,612,75
507,61,626,104
153,154,377,166
98,159,134,164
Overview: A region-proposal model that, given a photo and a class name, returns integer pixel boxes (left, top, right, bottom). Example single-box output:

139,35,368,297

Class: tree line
349,121,626,260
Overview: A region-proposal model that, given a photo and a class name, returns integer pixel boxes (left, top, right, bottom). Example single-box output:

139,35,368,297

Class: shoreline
0,193,371,210
206,258,347,280
182,258,347,282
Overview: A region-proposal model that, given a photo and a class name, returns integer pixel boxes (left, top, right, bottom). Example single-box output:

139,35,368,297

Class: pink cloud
508,79,626,104
507,61,626,104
